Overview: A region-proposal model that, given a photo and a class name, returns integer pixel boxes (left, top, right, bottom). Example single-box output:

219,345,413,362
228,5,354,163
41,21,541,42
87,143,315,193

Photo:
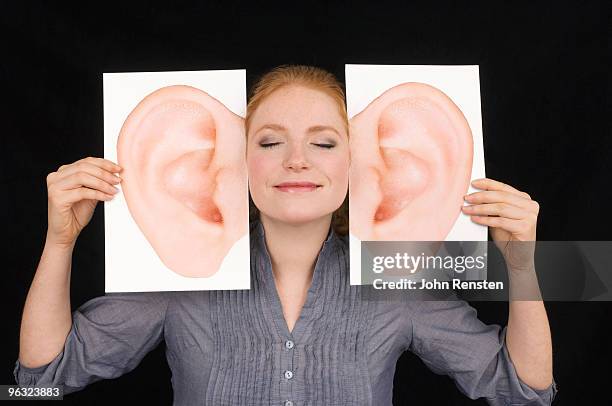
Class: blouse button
284,370,294,380
284,401,294,406
285,340,294,349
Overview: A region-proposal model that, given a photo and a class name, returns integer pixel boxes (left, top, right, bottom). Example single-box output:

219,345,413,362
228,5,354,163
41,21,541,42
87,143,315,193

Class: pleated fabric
204,220,374,406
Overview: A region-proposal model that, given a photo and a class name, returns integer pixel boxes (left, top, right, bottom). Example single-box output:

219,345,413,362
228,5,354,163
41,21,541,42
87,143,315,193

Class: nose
283,142,310,171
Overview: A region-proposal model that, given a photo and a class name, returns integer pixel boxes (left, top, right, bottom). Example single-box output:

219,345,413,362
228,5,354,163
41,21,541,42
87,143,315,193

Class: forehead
250,85,345,130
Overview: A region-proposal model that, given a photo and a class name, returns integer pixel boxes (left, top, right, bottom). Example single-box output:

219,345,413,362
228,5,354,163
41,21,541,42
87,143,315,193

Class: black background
1,1,609,404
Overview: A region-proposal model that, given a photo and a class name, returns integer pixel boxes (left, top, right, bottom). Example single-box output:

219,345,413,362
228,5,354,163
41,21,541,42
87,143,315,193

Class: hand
461,178,540,273
46,157,122,247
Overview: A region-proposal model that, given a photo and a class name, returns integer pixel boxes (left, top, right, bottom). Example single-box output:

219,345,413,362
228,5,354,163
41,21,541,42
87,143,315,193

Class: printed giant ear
349,82,473,241
117,85,247,277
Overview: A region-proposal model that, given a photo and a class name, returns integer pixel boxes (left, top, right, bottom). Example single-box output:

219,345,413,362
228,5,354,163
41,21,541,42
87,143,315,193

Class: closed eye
260,142,335,149
260,142,281,149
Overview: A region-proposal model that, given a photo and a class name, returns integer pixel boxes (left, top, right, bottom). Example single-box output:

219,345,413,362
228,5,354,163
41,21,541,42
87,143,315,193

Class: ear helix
118,85,225,228
116,84,247,278
350,82,473,241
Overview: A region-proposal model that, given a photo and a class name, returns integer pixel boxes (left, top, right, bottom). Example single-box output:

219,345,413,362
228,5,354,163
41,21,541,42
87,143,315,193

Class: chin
264,208,331,225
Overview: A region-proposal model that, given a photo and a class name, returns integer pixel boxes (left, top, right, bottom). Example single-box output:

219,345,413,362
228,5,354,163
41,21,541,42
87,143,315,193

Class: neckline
255,219,335,342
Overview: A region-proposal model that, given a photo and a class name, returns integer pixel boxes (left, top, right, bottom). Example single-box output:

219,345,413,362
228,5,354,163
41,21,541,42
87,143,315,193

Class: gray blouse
14,219,557,405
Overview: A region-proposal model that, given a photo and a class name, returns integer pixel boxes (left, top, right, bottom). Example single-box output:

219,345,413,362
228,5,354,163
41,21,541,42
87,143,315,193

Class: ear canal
374,146,430,222
162,148,223,223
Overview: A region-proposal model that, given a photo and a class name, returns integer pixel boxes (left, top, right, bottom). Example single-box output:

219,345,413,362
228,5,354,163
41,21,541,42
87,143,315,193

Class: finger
54,171,120,196
60,187,115,205
470,178,531,200
464,190,537,212
468,215,527,234
461,203,527,220
55,162,122,186
60,157,122,174
82,156,123,173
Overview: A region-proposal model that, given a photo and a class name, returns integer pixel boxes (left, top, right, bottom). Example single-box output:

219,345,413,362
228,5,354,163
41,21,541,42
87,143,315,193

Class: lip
274,181,322,193
275,181,320,187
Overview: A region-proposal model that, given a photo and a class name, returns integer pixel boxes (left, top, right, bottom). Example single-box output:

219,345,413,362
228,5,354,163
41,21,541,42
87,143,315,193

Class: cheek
330,163,350,187
318,152,350,188
246,151,274,189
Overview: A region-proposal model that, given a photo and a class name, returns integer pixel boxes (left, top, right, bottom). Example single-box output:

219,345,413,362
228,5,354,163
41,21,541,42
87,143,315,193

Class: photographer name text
372,278,504,290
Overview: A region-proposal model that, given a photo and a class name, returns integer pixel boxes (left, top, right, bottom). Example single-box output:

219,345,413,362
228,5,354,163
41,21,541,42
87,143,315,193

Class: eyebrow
254,124,340,136
307,125,341,136
254,124,286,135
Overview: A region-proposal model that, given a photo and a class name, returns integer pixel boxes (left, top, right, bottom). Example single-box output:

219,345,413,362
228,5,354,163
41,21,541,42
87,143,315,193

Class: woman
15,65,557,405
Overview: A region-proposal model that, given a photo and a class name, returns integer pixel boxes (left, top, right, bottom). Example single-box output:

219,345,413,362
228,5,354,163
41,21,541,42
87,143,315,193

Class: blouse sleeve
406,299,558,405
13,292,171,394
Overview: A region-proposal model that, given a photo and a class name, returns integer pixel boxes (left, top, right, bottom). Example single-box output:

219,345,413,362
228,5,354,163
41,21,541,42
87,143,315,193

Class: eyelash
260,142,335,149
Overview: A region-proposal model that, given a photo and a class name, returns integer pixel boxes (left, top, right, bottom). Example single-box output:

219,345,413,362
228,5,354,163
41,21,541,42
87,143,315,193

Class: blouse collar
251,217,338,287
250,217,338,340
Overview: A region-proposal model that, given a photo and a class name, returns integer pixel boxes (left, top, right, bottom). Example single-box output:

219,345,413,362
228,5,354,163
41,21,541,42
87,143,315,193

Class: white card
345,64,487,285
103,69,250,292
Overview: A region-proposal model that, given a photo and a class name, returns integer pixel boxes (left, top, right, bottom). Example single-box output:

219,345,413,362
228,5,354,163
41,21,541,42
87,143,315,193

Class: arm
20,157,122,367
463,177,554,394
506,266,553,390
18,238,75,368
19,156,121,367
407,299,557,405
14,157,171,393
15,291,170,393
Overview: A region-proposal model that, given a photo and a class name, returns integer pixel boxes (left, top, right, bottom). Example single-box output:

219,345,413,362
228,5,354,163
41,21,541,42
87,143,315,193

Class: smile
274,185,322,193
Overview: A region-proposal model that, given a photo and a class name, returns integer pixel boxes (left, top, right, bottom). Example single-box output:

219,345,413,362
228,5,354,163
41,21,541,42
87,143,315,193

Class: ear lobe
117,85,247,277
349,82,473,241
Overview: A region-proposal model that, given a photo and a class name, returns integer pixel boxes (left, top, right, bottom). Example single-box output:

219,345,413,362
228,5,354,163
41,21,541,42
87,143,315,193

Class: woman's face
247,85,349,225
